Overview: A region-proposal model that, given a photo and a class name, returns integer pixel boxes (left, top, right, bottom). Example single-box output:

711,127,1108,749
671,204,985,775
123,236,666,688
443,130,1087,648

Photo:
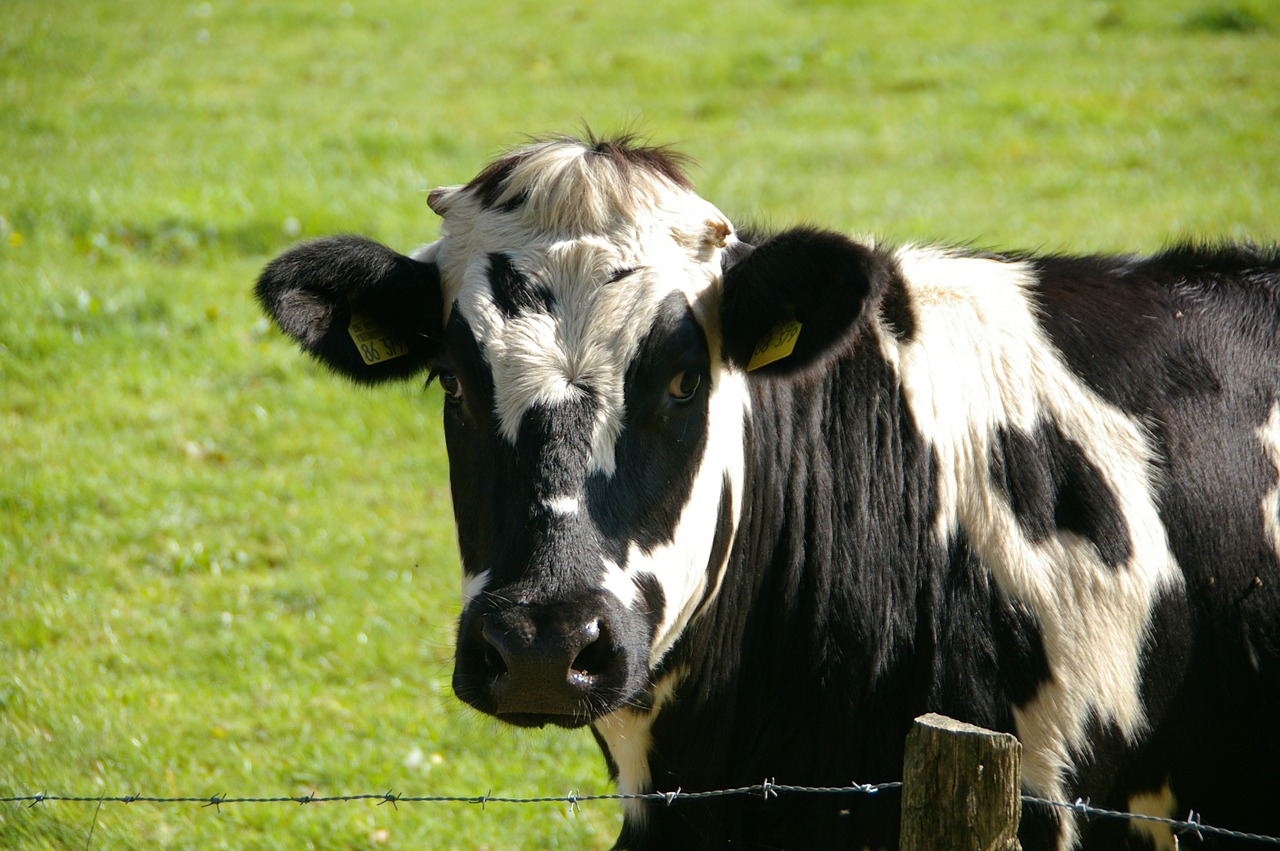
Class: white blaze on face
434,154,736,478
629,364,749,665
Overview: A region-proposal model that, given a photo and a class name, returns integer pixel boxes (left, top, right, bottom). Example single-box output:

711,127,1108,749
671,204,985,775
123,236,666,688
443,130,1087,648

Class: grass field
1,0,1276,848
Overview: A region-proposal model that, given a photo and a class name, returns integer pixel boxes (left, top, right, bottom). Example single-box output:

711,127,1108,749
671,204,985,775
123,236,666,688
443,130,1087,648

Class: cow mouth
495,711,594,730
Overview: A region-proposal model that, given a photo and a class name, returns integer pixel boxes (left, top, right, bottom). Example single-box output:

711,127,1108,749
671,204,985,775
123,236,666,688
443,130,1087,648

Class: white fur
1256,402,1280,564
600,558,640,610
543,496,581,516
592,671,682,824
877,246,1183,848
461,568,490,605
437,174,733,477
1127,782,1177,850
628,365,749,666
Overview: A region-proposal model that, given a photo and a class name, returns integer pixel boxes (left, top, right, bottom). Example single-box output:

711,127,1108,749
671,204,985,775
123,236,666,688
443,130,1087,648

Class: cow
254,133,1280,850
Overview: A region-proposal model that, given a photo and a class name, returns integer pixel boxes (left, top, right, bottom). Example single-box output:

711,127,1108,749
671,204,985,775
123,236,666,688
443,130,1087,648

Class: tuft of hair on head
460,130,698,236
574,128,694,192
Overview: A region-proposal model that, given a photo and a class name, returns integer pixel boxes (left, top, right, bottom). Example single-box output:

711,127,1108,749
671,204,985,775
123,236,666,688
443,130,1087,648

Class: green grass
1,0,1276,847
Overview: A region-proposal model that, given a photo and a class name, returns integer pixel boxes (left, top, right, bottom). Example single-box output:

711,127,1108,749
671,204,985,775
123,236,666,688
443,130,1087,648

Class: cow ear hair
719,228,888,374
255,235,443,383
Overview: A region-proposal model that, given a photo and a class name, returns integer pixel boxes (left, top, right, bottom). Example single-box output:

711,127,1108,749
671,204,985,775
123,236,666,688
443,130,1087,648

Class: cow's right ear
255,235,442,383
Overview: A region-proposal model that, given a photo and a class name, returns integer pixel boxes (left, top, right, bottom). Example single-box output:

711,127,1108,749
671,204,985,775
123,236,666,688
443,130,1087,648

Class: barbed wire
6,783,1280,845
0,780,900,812
1025,795,1280,846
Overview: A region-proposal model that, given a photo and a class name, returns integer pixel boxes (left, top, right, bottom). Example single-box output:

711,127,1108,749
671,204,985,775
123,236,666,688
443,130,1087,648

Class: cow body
256,134,1280,849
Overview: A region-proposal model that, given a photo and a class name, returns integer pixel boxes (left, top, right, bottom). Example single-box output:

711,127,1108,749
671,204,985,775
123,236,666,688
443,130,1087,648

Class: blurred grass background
1,0,1276,848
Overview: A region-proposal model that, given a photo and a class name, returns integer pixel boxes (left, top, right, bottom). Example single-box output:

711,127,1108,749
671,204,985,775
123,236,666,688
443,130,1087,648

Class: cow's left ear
255,235,442,383
719,228,891,375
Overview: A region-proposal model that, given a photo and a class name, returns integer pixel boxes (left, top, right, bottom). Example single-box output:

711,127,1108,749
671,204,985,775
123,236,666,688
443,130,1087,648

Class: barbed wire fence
7,782,1280,846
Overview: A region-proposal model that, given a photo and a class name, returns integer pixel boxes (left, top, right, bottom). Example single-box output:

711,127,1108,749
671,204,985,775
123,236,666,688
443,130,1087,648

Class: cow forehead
426,139,736,472
430,137,734,290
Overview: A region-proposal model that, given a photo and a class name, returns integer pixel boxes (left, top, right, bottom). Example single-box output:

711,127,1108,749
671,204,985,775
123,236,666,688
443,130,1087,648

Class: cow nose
482,613,603,682
457,604,627,725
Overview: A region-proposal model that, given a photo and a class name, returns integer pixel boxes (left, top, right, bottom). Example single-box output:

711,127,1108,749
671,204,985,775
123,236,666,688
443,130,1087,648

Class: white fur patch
1256,402,1280,564
1127,782,1177,850
461,568,490,605
543,496,581,516
433,141,734,477
877,246,1183,848
593,671,682,825
628,365,749,665
601,558,640,610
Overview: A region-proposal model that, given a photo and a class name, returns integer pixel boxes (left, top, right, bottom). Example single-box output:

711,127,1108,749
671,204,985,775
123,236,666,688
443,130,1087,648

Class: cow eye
433,369,464,402
667,370,701,403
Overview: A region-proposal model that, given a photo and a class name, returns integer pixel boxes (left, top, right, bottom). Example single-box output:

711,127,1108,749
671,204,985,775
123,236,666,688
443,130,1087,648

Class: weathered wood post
900,713,1022,851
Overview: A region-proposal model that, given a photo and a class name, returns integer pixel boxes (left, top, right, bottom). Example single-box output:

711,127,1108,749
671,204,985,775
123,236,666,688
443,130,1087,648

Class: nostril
569,618,612,680
482,638,509,677
475,616,510,677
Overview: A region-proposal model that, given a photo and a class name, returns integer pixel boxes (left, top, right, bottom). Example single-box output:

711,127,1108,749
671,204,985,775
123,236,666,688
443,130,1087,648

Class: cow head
256,134,886,728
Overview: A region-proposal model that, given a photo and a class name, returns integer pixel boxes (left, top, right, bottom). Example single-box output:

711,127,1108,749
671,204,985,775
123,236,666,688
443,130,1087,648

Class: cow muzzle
452,592,646,728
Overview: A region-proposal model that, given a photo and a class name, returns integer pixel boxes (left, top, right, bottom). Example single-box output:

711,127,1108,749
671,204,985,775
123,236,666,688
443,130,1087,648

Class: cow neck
657,340,938,778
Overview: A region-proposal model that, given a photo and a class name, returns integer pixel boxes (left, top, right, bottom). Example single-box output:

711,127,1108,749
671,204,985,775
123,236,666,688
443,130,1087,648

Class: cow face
422,139,754,728
256,135,886,729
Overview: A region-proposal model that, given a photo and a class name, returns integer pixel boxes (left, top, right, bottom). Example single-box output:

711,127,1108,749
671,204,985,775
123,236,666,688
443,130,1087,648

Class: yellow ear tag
348,312,409,366
747,315,803,371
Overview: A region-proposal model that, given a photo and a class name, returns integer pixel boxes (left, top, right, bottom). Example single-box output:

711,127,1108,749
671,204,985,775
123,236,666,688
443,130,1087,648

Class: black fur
487,252,555,317
587,292,711,555
618,240,1280,849
632,339,1061,848
465,150,534,212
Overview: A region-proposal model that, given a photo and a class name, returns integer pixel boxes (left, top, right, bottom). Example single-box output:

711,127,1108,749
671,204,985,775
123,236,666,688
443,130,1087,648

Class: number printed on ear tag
348,313,409,366
747,316,803,371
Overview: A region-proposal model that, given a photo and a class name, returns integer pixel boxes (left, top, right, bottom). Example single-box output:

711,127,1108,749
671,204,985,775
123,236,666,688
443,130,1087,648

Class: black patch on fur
634,572,667,638
1027,243,1280,416
1163,340,1223,401
487,252,554,318
877,267,917,342
518,398,597,505
580,131,694,190
990,421,1133,568
587,291,710,556
465,150,533,212
991,592,1054,707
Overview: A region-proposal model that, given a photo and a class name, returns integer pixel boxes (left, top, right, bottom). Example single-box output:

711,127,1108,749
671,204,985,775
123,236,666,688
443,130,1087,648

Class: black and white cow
255,134,1280,850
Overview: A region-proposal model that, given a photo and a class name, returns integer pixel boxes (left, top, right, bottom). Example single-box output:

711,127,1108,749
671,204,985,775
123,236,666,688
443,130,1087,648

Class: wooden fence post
900,713,1022,851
